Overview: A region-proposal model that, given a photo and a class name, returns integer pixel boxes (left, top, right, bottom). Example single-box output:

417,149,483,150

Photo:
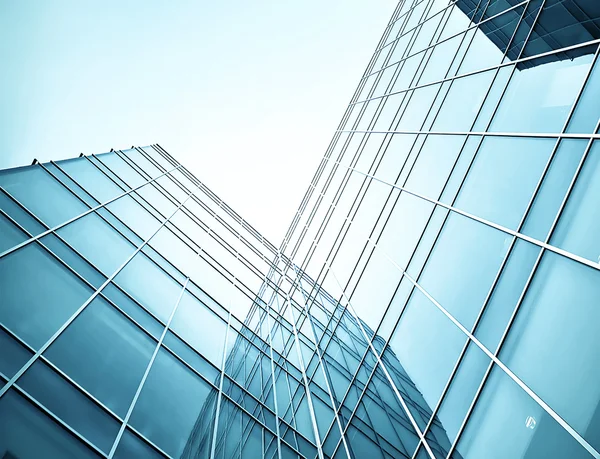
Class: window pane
0,389,101,458
455,366,591,459
0,211,28,253
500,251,600,451
454,136,554,229
113,429,164,459
0,327,33,380
45,296,155,417
129,348,217,458
57,157,124,203
0,243,93,348
114,251,183,323
169,290,228,368
418,212,511,330
0,166,88,227
551,141,600,264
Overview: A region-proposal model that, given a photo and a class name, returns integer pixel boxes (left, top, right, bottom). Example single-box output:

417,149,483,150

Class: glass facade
1,1,600,458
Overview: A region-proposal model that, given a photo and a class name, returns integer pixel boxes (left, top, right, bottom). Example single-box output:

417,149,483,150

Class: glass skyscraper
1,1,600,458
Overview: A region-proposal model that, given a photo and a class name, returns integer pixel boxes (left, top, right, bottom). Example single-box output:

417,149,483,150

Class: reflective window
490,51,594,133
113,429,164,459
522,139,587,242
0,243,93,348
420,213,511,330
0,211,27,253
105,193,162,241
0,327,32,380
387,288,467,411
18,359,120,453
500,251,600,451
567,54,600,133
129,348,217,458
454,136,554,229
455,365,591,459
0,166,88,227
169,290,228,368
0,389,101,458
551,141,600,264
57,157,124,203
44,296,155,417
114,251,183,323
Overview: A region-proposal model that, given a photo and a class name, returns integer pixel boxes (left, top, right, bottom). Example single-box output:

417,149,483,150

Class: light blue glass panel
500,251,600,451
169,290,227,368
57,211,137,276
96,152,147,188
130,349,216,458
114,429,164,459
419,212,511,329
0,211,27,253
57,157,124,203
474,238,540,353
551,142,600,264
522,139,587,241
0,389,101,458
0,166,88,227
405,134,465,199
567,55,600,133
106,193,162,240
455,366,591,459
113,251,182,323
388,288,467,410
0,243,93,348
44,296,155,417
490,52,593,133
396,83,441,131
433,70,496,132
18,359,120,453
454,136,554,229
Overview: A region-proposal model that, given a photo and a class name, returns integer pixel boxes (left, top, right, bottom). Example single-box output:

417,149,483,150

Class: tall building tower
1,1,600,459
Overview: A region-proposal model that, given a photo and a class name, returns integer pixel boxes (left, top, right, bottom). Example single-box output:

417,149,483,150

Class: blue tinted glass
95,152,146,188
57,211,137,275
0,243,93,348
18,360,120,453
114,251,183,323
0,211,27,253
522,139,587,241
0,327,32,380
129,348,217,458
490,52,593,133
0,389,101,458
45,296,155,417
113,429,164,459
405,135,466,199
419,212,511,329
387,288,467,410
0,166,89,227
0,189,47,237
551,141,600,264
455,365,591,459
57,157,124,203
106,193,162,240
501,251,600,451
567,54,600,133
454,136,554,229
169,290,227,368
474,238,540,352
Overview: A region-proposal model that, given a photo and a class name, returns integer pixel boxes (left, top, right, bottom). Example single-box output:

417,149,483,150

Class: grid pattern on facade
1,0,600,458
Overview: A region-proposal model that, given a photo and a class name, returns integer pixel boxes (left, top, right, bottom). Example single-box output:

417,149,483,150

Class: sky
0,1,396,243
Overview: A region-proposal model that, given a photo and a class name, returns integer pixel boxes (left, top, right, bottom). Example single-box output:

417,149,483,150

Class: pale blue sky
0,1,396,242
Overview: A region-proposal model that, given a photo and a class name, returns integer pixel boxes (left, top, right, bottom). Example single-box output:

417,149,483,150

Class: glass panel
57,211,138,276
0,243,93,348
454,136,554,229
567,54,600,133
57,157,125,203
474,238,541,353
0,327,32,380
105,193,162,241
0,389,101,458
18,359,120,453
0,211,28,253
169,290,228,368
0,166,88,227
500,251,600,451
44,296,155,417
387,288,467,412
551,141,600,264
113,251,183,323
490,51,593,133
113,429,164,459
129,348,217,458
418,212,511,330
455,365,591,459
521,139,587,241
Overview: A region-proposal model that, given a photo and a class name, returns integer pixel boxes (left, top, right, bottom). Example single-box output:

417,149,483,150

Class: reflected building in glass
1,0,600,458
